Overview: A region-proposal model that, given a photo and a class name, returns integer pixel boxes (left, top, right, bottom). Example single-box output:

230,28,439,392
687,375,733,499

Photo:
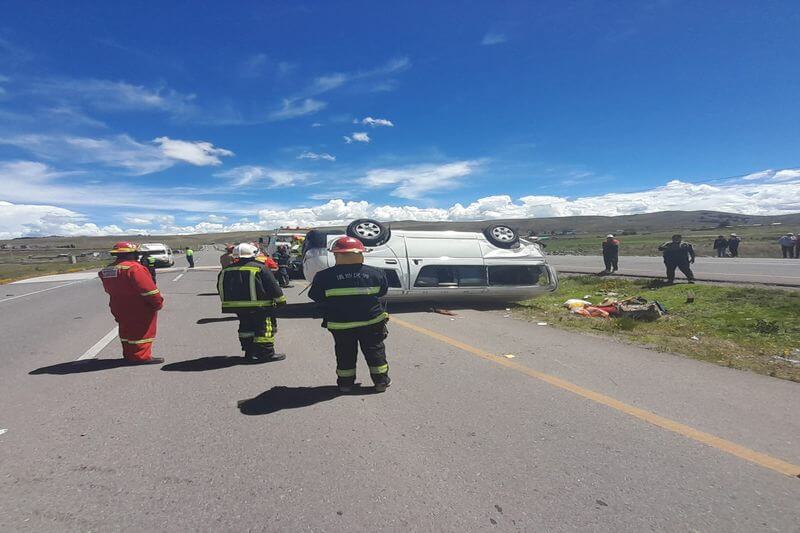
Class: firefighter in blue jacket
218,243,287,363
308,236,391,392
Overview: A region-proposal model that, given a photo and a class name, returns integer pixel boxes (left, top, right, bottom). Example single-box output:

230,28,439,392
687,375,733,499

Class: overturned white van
302,219,558,301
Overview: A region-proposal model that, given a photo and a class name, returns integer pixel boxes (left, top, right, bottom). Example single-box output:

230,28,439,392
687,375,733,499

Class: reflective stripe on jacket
217,258,285,313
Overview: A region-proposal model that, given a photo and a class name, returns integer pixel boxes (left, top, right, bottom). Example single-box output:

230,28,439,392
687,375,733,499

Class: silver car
302,219,558,301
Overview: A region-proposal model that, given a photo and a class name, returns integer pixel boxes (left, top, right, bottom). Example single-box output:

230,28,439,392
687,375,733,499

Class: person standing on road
728,233,741,257
601,234,620,274
273,245,291,287
713,235,728,258
778,233,796,258
185,246,195,268
658,234,696,284
309,236,391,393
98,242,164,364
795,232,800,259
218,243,286,363
220,244,236,268
139,252,158,282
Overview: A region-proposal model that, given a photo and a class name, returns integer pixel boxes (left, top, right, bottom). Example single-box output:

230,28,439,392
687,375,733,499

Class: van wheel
484,224,519,248
346,218,391,246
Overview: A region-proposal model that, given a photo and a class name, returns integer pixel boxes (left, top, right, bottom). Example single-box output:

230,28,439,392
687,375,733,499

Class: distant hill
383,210,800,235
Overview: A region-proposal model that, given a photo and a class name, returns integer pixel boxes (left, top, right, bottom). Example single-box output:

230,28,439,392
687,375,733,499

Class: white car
302,219,558,301
139,243,175,267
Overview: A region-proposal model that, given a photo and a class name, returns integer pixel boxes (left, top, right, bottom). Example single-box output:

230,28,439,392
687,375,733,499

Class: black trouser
781,246,794,258
330,320,389,387
665,260,694,282
187,256,195,267
236,310,277,359
715,248,725,257
729,246,738,258
603,254,618,271
148,266,157,282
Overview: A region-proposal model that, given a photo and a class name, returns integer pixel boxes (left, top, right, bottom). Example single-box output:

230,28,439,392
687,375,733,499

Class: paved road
548,255,800,286
1,247,798,531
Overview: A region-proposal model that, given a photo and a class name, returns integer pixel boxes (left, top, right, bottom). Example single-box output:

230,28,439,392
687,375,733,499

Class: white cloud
364,160,479,199
741,168,800,182
0,134,233,174
29,77,196,114
122,214,176,226
0,200,125,239
482,32,508,45
344,132,370,144
206,214,228,223
269,98,327,120
360,116,394,127
216,165,310,188
311,122,323,127
152,137,234,166
298,151,336,162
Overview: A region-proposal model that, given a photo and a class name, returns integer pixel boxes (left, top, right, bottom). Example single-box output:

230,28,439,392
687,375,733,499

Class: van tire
483,224,519,248
346,218,391,246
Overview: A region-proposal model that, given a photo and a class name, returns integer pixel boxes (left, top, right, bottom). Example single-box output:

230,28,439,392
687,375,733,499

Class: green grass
516,276,800,381
0,260,107,284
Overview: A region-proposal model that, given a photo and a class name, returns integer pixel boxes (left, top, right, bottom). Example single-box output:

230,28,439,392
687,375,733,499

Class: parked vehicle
302,219,558,301
138,243,174,267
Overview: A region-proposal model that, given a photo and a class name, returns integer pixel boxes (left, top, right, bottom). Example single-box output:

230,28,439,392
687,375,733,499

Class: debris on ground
502,354,516,358
771,356,800,365
690,335,700,342
430,308,457,316
562,296,666,321
537,322,548,326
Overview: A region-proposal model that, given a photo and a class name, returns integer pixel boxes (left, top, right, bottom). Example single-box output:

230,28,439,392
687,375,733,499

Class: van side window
382,269,402,288
488,265,546,286
414,265,486,287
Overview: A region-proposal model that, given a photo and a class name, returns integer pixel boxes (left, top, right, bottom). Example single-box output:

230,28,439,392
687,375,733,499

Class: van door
362,234,407,292
405,236,486,296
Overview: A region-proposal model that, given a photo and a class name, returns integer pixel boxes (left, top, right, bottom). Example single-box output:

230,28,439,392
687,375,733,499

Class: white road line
0,428,7,436
0,280,86,304
77,327,119,360
172,268,188,282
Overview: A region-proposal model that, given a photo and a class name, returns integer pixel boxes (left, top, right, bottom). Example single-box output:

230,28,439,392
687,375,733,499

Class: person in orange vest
98,242,165,364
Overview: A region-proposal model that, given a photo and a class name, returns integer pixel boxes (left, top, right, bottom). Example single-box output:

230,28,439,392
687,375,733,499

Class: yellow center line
391,316,800,479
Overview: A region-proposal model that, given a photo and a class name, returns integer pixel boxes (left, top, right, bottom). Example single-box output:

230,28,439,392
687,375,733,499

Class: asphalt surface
547,255,800,287
1,247,798,531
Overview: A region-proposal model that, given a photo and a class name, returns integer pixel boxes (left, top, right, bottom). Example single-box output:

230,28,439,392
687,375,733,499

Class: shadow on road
238,385,375,415
30,359,145,375
160,355,286,372
196,292,219,296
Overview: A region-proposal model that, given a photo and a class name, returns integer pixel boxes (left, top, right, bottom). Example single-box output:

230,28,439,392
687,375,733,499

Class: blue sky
1,0,799,237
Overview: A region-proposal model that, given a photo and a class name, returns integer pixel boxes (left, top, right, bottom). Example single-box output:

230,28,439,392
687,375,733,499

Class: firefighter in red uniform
98,242,165,364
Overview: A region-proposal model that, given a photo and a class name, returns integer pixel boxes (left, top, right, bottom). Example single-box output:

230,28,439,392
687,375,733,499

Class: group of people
601,233,696,283
712,234,741,257
98,237,391,393
778,233,800,258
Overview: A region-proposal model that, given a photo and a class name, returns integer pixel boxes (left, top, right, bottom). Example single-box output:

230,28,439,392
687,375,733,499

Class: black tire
483,224,519,248
346,218,391,246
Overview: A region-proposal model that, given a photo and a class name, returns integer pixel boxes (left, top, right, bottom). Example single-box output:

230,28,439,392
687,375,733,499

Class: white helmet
233,243,258,259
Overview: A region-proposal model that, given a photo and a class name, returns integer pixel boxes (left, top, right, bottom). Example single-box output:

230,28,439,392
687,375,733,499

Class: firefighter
220,244,236,268
308,236,391,393
218,243,287,363
98,242,164,364
140,252,157,282
273,244,291,287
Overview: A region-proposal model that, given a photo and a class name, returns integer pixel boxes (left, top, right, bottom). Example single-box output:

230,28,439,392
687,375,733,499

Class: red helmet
110,241,138,254
330,236,365,254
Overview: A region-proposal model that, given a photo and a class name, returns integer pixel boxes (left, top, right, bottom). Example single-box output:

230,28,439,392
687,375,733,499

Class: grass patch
0,260,107,284
516,276,800,381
